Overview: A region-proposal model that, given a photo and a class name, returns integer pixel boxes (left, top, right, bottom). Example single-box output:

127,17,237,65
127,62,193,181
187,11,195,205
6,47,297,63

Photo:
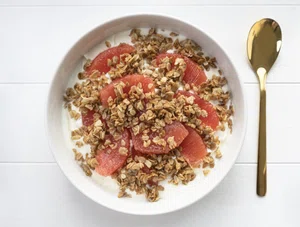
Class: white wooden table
1,0,299,226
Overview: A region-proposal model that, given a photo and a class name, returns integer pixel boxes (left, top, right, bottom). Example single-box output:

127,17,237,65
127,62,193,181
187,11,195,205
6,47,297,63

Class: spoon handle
257,70,267,196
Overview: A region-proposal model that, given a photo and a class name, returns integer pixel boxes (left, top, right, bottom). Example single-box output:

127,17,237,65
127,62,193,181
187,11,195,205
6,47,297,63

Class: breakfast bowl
46,14,247,215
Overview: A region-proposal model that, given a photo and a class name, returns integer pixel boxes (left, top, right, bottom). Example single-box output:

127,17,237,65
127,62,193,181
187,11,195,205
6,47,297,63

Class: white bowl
46,14,247,215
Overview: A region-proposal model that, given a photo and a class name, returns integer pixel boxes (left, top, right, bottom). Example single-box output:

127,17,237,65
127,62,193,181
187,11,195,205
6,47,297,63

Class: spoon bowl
247,18,282,74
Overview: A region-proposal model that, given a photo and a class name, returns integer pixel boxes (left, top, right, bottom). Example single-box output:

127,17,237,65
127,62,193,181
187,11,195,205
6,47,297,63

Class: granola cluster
64,28,233,202
115,149,195,202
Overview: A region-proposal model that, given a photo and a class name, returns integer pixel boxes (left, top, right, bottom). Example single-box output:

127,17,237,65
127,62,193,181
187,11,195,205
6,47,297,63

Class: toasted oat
146,187,160,202
109,143,118,150
71,135,81,140
170,32,178,37
86,157,99,169
83,59,92,70
143,140,151,148
203,169,210,176
215,148,222,159
69,110,81,120
77,72,86,80
81,163,92,176
142,134,149,141
184,83,190,91
89,70,100,79
121,139,126,146
152,136,166,147
167,136,177,149
148,28,156,35
119,147,128,155
105,40,111,48
186,96,195,104
72,148,83,161
144,160,152,168
148,83,154,89
76,141,84,148
118,190,132,198
202,154,215,169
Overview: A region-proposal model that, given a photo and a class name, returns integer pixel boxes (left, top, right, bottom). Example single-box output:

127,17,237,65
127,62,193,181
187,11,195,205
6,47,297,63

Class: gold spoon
247,18,282,196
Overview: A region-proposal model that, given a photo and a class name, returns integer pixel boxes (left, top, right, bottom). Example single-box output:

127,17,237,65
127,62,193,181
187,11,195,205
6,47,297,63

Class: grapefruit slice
131,121,188,154
131,147,144,158
82,109,95,126
180,126,207,167
85,43,135,75
95,129,130,176
99,74,155,107
177,90,219,130
183,56,207,86
156,53,207,86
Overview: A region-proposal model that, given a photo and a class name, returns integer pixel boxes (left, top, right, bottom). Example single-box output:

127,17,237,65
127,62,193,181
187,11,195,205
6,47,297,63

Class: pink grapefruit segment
156,53,207,86
177,90,219,130
183,56,207,86
131,147,144,159
131,121,188,154
82,109,95,126
99,74,155,107
180,126,207,167
95,129,130,176
86,43,135,75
